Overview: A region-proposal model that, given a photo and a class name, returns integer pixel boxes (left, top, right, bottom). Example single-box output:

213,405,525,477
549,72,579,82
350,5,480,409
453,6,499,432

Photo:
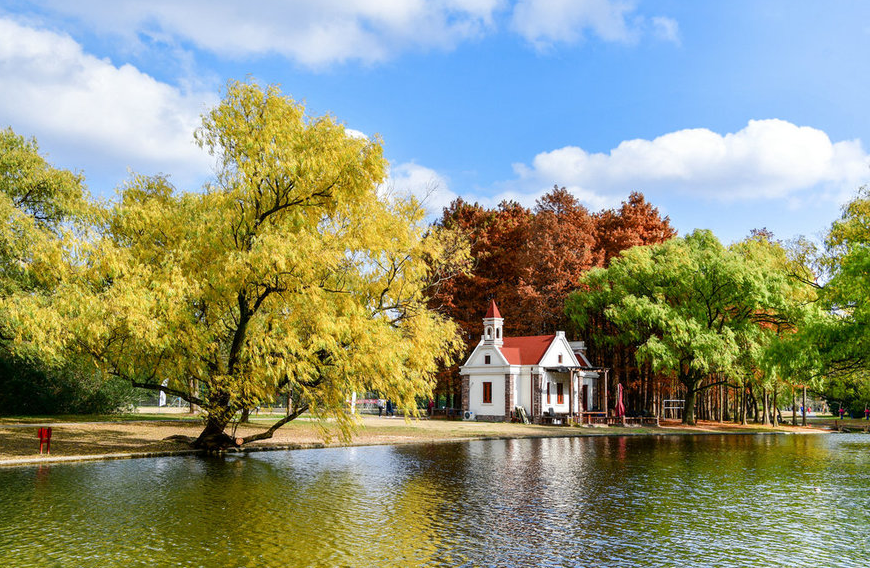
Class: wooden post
802,385,807,427
792,388,797,426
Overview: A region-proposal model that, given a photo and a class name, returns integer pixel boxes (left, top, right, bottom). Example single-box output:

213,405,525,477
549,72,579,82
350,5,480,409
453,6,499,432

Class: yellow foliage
28,81,463,443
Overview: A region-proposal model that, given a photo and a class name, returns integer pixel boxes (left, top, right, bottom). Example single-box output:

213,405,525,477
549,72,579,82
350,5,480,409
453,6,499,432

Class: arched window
485,326,492,339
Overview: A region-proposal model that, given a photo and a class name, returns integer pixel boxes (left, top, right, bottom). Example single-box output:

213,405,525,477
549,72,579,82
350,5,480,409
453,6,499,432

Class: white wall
514,367,532,414
468,373,505,416
542,372,571,414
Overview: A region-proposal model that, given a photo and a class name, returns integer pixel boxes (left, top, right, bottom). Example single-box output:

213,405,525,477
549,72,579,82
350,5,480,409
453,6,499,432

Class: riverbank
0,413,838,467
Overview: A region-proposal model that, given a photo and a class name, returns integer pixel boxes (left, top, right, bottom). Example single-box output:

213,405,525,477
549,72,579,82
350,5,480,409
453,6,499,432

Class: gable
462,342,509,368
539,335,581,367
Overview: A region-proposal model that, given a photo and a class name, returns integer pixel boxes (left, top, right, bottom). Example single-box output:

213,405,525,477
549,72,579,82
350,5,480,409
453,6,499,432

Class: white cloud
510,0,679,48
0,18,216,190
651,16,679,45
384,162,458,216
497,119,870,208
511,0,636,47
33,0,505,68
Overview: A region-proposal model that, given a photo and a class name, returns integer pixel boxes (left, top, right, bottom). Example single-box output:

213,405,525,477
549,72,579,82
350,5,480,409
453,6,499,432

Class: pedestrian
839,406,845,420
428,398,434,417
386,399,393,417
377,399,384,417
865,407,869,421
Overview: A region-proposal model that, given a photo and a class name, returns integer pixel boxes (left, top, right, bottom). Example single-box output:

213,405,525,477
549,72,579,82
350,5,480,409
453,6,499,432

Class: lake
1,433,868,567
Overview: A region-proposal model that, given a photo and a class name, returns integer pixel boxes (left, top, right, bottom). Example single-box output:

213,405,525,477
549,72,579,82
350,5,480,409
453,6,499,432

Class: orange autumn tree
427,187,675,409
595,191,676,266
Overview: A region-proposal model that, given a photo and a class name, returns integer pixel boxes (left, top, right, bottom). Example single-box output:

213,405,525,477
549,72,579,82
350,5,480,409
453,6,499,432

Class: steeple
482,300,504,347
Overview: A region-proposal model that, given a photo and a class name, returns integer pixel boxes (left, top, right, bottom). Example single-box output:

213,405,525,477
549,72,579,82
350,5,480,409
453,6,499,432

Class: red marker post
37,427,52,454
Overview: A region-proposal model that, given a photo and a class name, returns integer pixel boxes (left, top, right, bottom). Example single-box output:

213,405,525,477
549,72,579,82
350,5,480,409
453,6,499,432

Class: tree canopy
428,188,674,405
8,81,463,447
567,229,812,424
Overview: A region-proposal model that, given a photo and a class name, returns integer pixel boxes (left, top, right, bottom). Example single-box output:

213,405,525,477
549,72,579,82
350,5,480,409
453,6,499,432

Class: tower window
484,355,491,364
485,326,492,339
496,328,500,339
558,354,563,364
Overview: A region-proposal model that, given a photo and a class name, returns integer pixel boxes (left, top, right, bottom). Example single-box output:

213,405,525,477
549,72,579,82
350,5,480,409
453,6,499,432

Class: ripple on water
1,434,869,567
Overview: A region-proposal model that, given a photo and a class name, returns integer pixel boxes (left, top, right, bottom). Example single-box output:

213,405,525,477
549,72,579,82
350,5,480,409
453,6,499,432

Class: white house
459,300,605,424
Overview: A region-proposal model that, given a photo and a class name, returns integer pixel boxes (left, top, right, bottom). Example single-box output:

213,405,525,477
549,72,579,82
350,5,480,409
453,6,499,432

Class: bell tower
482,300,504,347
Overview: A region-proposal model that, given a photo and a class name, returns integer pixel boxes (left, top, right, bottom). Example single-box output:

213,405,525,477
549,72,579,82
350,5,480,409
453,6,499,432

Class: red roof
484,300,501,319
500,335,556,365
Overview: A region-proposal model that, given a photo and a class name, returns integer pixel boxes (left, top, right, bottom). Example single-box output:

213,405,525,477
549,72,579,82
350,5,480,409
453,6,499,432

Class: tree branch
128,377,205,407
241,403,309,444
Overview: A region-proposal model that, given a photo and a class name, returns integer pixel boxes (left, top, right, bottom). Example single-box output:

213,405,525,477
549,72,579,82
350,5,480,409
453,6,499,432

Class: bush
0,355,139,415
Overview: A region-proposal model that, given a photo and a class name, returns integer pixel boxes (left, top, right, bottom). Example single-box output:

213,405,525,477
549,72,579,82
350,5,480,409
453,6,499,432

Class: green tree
794,186,870,415
25,81,462,449
568,230,799,425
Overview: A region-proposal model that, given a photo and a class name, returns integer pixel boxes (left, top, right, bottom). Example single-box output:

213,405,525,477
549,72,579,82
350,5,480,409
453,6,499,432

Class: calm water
0,433,868,567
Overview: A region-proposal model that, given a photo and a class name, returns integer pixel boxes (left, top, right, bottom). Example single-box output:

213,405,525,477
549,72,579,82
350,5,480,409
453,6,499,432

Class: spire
484,299,501,319
482,300,504,346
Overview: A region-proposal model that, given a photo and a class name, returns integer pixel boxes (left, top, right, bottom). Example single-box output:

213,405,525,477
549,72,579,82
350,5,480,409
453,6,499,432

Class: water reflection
1,434,868,567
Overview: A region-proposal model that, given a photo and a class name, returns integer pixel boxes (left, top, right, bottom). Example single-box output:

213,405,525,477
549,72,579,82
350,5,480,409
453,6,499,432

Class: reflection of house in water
460,301,609,424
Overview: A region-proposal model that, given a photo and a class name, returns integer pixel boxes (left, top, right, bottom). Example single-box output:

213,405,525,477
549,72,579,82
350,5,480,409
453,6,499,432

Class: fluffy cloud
0,18,216,190
510,0,679,48
32,0,504,68
510,0,637,46
507,120,869,205
23,1,679,67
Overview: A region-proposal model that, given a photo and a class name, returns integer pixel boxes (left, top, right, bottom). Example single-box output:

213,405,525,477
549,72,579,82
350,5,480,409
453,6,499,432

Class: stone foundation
504,373,515,418
531,372,542,424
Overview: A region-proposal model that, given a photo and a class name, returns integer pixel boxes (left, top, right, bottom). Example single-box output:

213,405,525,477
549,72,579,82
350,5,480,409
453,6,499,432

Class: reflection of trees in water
2,436,869,566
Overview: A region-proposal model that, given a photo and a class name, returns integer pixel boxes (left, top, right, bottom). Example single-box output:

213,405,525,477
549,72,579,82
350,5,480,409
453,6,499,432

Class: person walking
377,399,384,417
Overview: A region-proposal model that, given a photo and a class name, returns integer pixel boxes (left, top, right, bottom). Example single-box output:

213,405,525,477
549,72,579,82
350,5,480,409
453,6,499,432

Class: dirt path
0,415,832,466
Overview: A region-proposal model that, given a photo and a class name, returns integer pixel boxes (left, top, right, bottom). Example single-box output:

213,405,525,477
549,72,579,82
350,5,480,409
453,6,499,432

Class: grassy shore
0,411,839,467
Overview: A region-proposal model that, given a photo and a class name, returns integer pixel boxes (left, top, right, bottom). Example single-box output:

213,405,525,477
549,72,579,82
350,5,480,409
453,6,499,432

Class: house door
581,384,588,412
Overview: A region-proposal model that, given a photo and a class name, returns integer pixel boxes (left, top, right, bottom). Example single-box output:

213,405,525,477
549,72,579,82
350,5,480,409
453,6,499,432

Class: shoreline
0,415,837,468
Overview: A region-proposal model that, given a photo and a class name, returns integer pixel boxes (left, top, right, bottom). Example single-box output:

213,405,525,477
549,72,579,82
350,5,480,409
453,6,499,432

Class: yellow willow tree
51,81,465,450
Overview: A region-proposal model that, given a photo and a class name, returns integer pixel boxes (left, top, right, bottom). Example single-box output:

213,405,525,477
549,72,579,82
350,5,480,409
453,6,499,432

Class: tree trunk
762,389,770,426
192,415,237,452
792,389,797,426
772,386,778,428
188,379,198,414
748,387,759,423
741,387,748,425
682,377,699,425
240,407,251,423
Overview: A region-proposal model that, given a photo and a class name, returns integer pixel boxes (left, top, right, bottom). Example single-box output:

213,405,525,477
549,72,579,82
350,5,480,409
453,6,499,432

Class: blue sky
2,1,869,243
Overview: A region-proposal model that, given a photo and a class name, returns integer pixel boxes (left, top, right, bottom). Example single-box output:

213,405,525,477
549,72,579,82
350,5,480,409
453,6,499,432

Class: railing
608,416,659,427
